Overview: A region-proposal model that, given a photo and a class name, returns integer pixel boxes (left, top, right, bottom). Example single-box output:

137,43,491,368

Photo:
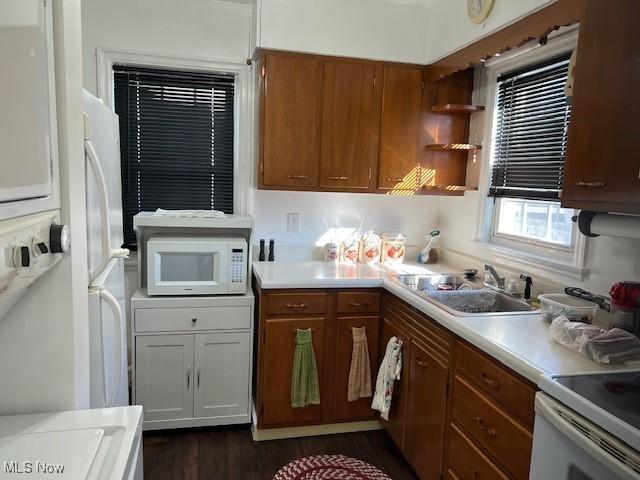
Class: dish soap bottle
417,230,440,264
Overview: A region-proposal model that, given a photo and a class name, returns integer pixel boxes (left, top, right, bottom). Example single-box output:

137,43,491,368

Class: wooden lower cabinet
446,423,508,480
334,315,380,420
451,375,532,480
254,287,537,480
379,293,535,480
379,314,410,448
254,287,381,428
380,293,453,479
261,316,326,426
403,340,449,480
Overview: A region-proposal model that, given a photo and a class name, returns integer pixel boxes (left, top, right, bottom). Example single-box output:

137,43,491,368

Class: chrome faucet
484,264,505,291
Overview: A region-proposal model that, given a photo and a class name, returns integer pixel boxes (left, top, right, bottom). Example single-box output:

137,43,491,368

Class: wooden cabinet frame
256,49,482,196
253,284,539,479
253,281,382,428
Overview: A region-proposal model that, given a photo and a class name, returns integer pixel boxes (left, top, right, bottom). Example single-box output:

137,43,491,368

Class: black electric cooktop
554,371,640,431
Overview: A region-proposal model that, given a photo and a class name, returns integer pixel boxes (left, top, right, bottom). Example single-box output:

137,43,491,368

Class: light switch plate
287,212,301,233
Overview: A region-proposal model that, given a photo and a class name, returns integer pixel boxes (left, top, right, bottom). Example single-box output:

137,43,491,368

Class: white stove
0,406,143,479
531,371,640,480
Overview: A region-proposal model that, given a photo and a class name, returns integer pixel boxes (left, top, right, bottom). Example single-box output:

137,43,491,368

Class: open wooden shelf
418,185,479,196
431,104,485,113
425,143,482,151
421,185,479,192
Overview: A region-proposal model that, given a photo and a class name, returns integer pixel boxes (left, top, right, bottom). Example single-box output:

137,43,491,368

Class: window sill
448,241,589,283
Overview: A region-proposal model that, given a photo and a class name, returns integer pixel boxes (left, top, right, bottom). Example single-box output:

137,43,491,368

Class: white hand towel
347,327,372,402
371,336,403,420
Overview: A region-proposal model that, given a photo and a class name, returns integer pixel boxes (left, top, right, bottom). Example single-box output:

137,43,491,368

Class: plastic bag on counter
586,328,640,364
549,316,640,364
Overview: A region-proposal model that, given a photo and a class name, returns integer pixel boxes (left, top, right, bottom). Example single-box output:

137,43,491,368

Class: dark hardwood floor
143,427,419,479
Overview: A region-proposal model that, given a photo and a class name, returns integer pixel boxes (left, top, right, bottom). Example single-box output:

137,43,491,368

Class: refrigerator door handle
99,287,123,408
85,137,130,281
85,138,112,282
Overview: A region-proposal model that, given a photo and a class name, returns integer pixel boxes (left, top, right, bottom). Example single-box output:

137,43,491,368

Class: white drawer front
135,306,251,332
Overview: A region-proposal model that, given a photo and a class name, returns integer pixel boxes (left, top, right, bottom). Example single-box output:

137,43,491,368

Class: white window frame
492,198,578,253
471,27,590,281
96,48,253,217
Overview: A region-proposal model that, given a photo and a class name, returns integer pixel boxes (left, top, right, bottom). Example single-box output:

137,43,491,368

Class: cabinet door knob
328,176,349,181
191,317,197,323
575,181,606,188
287,174,309,180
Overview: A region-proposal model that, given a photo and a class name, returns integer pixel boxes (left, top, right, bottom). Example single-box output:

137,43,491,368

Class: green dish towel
291,328,321,408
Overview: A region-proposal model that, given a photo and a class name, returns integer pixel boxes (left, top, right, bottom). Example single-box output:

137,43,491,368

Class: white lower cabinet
193,332,250,418
135,331,251,428
131,293,254,430
135,335,194,422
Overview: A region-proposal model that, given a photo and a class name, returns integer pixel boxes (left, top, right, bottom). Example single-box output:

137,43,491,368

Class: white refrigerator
84,90,130,408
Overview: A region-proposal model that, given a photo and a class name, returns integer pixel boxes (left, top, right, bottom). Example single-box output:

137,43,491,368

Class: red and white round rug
273,455,391,480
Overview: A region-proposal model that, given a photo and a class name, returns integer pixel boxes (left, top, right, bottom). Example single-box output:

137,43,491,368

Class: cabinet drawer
135,306,251,332
265,292,327,315
447,422,509,480
452,375,532,480
337,291,380,313
455,342,536,428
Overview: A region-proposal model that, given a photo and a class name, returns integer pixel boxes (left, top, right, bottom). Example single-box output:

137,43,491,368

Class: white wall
251,190,440,260
436,192,640,296
82,0,252,94
0,0,89,415
425,0,556,62
256,0,429,64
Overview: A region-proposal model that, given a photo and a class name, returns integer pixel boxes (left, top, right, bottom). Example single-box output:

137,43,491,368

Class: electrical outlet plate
287,212,301,233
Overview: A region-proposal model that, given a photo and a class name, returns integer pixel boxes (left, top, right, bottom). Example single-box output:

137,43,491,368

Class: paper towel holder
573,211,640,240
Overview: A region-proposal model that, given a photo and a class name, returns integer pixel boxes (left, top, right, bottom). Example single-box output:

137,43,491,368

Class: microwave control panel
229,246,247,293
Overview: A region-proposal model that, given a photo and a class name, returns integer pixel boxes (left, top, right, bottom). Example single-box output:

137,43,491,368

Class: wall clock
467,0,495,24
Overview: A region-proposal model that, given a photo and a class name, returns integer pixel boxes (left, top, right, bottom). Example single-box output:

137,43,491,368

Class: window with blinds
114,66,235,248
489,54,572,200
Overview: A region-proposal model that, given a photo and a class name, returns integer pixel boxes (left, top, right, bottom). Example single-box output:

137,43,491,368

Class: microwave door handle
99,287,123,408
85,138,112,282
535,395,639,480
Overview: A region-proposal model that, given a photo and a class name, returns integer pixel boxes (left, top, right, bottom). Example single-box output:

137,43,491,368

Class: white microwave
147,237,247,296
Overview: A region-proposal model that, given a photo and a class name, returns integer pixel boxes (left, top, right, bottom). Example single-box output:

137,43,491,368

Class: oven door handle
535,393,640,480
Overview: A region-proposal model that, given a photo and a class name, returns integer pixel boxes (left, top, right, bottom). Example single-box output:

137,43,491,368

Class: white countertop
253,260,638,384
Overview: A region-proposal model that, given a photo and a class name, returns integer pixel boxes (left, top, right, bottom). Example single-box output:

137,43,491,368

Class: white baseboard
142,414,251,431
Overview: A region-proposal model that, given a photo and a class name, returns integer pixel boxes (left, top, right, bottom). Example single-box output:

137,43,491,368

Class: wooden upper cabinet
562,0,640,214
377,65,424,191
319,61,381,190
261,54,322,188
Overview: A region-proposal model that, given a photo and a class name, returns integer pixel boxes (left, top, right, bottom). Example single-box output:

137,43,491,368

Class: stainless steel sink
391,274,538,317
